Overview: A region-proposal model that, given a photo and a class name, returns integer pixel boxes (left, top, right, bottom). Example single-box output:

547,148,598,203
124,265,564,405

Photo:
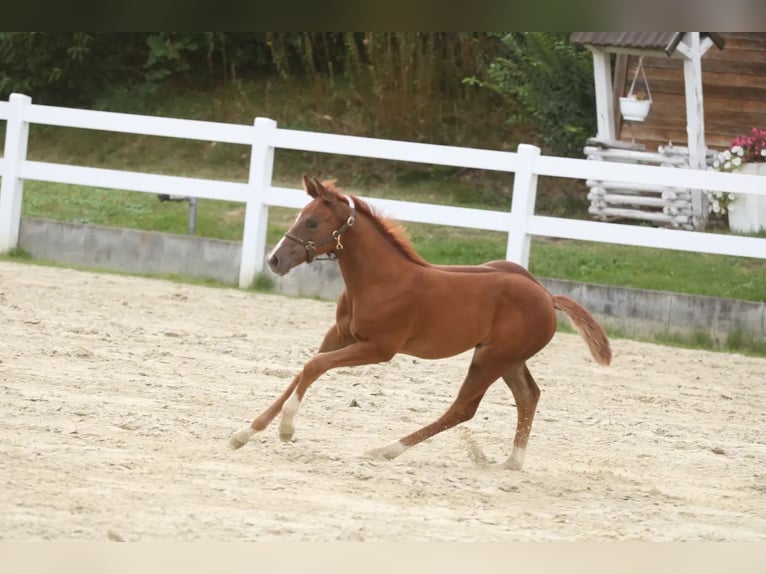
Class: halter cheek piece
283,195,356,263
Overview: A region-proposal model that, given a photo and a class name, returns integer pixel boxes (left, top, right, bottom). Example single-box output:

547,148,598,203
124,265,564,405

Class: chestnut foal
230,177,611,469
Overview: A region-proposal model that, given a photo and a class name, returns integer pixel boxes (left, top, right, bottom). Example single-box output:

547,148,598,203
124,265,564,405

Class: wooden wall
617,33,766,153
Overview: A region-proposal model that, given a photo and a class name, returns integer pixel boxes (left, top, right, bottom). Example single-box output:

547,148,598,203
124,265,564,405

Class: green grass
19,176,766,304
648,329,766,357
250,272,276,293
23,181,249,239
530,238,766,302
405,227,766,302
5,247,33,260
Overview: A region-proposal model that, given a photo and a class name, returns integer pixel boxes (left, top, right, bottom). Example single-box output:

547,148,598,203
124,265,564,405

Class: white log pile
584,139,714,229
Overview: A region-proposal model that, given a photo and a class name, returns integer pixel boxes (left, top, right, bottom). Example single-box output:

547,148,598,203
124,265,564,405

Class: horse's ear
321,178,338,191
312,178,335,202
302,174,319,198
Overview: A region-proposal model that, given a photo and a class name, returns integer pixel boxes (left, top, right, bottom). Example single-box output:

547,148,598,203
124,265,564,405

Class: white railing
1,92,765,288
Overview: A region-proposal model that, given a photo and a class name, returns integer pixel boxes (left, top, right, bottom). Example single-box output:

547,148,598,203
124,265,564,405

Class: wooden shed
570,32,766,229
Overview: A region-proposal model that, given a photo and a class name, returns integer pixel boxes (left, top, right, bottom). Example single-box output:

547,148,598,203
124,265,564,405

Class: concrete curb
17,216,765,342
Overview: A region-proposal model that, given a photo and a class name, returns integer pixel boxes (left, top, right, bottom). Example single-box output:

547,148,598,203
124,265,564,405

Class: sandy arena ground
1,260,765,541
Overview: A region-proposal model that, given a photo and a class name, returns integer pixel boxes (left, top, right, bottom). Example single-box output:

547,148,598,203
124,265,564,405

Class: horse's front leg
229,338,390,449
277,340,394,442
229,372,301,449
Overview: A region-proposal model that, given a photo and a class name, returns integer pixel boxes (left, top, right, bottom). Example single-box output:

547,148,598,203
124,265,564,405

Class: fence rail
1,93,765,288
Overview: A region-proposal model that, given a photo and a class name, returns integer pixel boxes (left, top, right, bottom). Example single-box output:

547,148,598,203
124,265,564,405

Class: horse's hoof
278,420,295,442
229,436,247,450
364,448,392,460
364,442,405,460
503,448,526,470
278,430,295,442
229,426,255,450
364,445,402,460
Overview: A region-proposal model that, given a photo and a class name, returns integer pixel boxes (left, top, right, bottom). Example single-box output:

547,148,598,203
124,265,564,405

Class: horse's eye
306,219,318,230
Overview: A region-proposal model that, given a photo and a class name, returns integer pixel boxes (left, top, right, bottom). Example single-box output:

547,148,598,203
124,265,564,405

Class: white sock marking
381,440,407,458
367,440,408,460
279,392,301,436
229,425,256,449
505,447,526,470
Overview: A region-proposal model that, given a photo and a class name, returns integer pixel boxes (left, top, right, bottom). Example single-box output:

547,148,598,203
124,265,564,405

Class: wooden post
612,54,628,136
680,32,708,228
239,117,276,288
591,49,616,141
506,144,541,268
0,93,31,252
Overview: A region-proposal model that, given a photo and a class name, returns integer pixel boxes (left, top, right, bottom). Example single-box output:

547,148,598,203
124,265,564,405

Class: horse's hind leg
367,347,509,460
229,324,354,449
501,362,540,470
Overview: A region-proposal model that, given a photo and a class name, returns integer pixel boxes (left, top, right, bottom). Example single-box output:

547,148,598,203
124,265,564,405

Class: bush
483,32,596,157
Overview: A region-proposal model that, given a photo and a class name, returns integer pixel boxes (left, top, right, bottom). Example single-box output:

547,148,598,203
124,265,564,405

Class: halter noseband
283,195,356,263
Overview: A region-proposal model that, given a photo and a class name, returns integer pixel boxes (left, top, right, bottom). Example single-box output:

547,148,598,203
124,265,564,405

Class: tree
482,33,596,157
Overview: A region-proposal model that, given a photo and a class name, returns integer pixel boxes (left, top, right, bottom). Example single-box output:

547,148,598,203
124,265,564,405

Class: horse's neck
337,213,419,292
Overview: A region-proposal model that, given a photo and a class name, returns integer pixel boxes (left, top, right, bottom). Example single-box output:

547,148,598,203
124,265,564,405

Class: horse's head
267,175,356,276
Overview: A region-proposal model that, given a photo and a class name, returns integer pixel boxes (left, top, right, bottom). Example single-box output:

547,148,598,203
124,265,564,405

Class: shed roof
570,32,724,56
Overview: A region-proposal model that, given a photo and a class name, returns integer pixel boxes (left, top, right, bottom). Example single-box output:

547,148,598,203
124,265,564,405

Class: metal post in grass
239,117,277,288
188,197,197,235
0,93,32,253
505,144,541,268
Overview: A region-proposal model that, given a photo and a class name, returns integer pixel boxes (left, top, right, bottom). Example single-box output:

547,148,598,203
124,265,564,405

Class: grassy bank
19,178,766,303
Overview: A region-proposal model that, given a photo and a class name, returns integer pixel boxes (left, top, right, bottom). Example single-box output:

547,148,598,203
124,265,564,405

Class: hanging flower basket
620,56,653,123
619,96,651,122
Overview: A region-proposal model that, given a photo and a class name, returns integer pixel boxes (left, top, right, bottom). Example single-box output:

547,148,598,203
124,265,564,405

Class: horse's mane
323,180,428,267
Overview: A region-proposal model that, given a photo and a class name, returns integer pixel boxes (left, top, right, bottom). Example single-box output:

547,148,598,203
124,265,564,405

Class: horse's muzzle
267,251,293,276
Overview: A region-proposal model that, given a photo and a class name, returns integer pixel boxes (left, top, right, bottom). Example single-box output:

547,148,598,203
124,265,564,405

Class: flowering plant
707,127,766,216
627,90,650,101
731,127,766,164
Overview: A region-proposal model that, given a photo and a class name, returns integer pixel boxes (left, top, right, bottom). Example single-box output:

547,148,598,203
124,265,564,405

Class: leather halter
283,195,356,263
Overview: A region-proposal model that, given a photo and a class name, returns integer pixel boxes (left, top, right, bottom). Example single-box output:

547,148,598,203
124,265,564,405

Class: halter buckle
332,230,344,251
304,240,316,263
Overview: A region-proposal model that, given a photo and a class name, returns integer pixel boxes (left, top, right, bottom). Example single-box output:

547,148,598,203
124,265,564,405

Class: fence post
239,117,277,288
505,144,541,267
0,93,32,253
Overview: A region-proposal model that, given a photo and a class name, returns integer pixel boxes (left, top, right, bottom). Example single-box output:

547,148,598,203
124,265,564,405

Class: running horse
230,176,611,469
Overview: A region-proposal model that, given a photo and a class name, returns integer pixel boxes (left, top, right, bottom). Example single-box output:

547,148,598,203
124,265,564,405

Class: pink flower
729,128,766,163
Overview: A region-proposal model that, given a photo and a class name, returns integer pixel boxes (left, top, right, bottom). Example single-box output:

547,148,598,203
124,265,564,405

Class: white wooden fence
1,92,765,289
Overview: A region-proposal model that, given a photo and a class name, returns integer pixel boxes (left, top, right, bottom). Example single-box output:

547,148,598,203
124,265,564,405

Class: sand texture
1,261,765,541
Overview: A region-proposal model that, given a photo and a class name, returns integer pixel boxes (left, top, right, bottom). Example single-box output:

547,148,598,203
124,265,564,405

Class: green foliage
0,33,508,150
144,33,198,85
263,32,508,148
0,33,147,105
483,32,596,157
250,272,276,293
0,33,275,105
6,247,31,260
141,33,273,88
0,31,596,158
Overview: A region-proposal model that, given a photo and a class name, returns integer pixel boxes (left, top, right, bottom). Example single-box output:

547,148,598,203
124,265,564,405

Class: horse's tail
553,295,612,366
